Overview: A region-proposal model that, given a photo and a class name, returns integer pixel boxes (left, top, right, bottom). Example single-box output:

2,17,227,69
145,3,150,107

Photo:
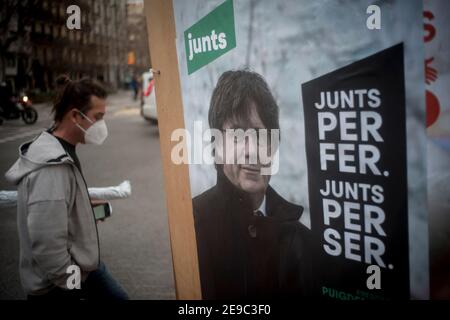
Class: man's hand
90,199,107,206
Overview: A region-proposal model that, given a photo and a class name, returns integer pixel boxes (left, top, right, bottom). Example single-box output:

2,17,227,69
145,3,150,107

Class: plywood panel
143,0,202,300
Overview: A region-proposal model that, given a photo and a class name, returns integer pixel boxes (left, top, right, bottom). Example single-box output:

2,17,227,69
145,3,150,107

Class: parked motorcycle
0,93,38,125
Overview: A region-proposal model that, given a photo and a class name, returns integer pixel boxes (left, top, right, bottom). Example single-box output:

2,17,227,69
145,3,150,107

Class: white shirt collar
254,195,267,216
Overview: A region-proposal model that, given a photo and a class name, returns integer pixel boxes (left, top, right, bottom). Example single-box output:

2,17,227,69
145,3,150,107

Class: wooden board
143,0,202,300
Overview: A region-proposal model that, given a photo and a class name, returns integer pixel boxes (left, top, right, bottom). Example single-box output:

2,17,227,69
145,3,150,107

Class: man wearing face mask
5,75,128,300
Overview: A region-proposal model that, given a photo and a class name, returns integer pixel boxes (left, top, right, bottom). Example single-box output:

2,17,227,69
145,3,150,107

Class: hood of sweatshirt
5,131,74,186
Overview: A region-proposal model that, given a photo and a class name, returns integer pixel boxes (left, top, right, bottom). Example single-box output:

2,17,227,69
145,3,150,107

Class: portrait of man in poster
192,70,314,299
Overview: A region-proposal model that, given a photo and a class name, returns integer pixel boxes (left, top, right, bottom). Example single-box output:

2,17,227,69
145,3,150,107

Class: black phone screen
93,203,111,220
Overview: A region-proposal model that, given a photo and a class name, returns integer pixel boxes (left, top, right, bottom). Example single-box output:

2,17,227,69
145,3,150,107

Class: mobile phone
93,202,112,220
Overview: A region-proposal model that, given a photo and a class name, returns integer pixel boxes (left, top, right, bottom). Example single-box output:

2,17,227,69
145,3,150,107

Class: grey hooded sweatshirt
5,131,99,295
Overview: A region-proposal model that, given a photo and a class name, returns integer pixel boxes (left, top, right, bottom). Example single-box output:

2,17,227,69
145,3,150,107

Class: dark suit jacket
193,172,315,299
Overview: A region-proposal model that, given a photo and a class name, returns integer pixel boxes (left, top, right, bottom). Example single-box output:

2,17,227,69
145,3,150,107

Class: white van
140,70,157,124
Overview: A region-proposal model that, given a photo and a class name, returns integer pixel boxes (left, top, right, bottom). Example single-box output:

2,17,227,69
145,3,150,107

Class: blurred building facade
0,0,151,94
127,0,151,77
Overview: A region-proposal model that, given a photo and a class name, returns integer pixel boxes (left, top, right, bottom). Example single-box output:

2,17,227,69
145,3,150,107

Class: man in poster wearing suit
193,70,315,299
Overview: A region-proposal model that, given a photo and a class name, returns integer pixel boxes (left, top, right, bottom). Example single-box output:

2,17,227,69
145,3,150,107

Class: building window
45,24,51,35
37,47,44,63
60,26,66,38
59,5,65,18
62,48,68,61
35,22,42,33
6,55,16,68
46,49,53,62
53,25,59,38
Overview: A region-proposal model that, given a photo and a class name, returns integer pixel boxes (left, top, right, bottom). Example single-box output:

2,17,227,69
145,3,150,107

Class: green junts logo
184,0,236,75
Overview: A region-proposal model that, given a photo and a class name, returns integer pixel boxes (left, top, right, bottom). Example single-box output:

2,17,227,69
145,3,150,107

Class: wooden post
143,0,202,300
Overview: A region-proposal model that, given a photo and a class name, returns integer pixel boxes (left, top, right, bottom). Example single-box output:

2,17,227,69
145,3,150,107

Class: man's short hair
52,75,107,123
208,70,280,131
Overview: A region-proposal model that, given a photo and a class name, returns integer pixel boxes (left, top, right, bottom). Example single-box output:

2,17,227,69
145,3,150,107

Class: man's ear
70,109,79,124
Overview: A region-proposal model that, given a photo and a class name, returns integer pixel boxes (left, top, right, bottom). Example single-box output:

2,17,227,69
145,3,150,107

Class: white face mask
76,111,108,145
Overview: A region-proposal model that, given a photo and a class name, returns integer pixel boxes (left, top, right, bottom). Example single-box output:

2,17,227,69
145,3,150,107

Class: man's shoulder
27,165,76,193
31,161,73,175
266,185,304,222
192,185,221,221
25,165,76,204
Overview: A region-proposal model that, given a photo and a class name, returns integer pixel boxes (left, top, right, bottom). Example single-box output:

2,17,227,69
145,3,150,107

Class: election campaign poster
170,0,428,299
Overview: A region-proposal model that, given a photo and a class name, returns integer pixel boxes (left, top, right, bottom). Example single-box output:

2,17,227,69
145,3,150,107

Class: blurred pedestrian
130,74,139,100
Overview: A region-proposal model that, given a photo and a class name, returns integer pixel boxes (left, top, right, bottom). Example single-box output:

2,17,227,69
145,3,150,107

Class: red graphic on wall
426,90,440,127
424,11,441,128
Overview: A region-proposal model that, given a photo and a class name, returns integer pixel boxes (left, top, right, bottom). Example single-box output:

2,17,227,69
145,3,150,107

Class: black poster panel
302,44,409,299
